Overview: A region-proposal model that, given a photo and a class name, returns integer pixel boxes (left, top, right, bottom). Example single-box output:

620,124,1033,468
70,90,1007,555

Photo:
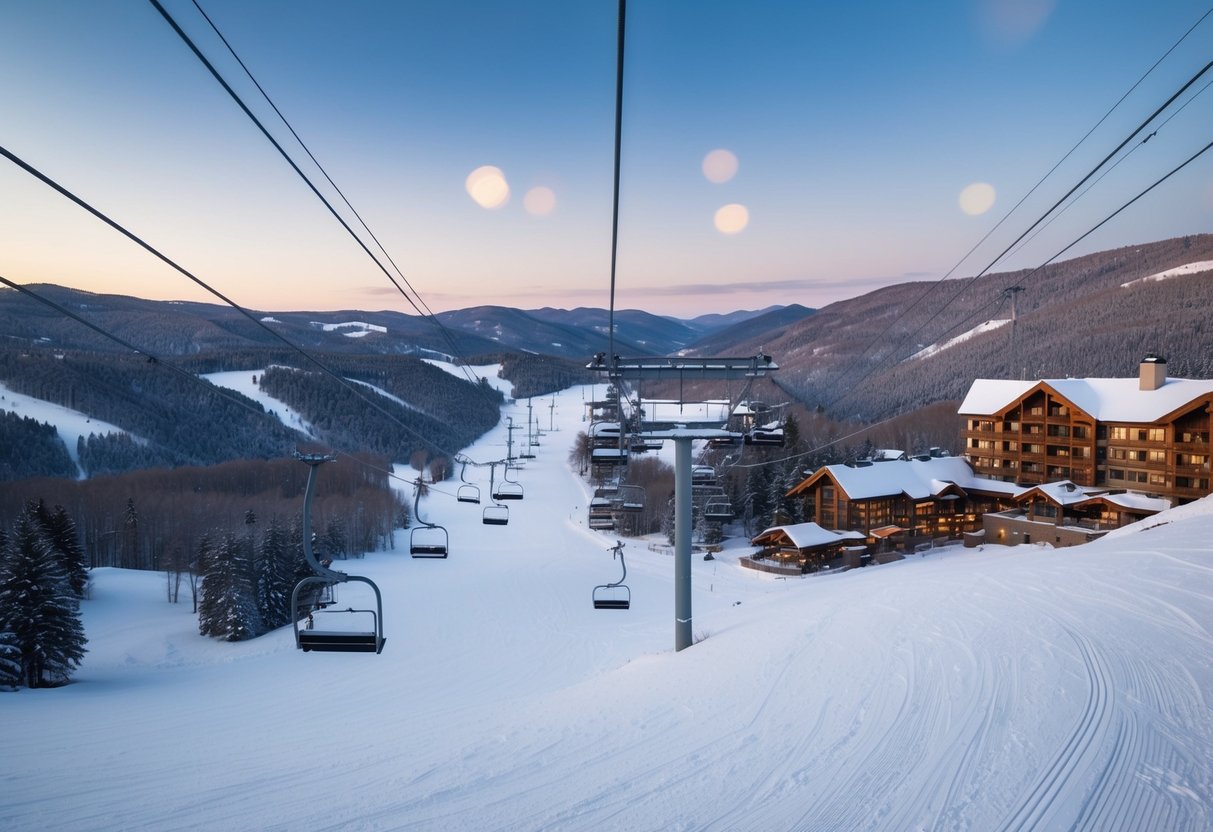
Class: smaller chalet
787,455,1023,548
747,522,867,574
983,480,1171,547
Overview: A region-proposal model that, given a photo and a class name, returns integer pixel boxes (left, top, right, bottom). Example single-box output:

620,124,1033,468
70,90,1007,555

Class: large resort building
959,356,1213,506
756,356,1212,565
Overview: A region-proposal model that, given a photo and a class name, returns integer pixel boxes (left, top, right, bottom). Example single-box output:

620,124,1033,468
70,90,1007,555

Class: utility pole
1003,286,1026,379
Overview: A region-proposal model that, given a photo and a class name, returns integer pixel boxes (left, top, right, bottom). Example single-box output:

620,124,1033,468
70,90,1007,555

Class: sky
3,373,1212,829
1,0,1211,319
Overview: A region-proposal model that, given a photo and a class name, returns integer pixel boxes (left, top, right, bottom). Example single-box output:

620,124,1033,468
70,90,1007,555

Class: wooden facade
785,458,1021,546
961,369,1213,505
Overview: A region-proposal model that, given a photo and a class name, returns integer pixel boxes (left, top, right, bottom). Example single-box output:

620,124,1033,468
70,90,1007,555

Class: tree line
0,409,77,480
0,455,408,574
0,347,298,477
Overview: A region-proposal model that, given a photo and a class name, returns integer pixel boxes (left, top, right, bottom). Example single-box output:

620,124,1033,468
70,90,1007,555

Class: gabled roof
788,456,1023,502
959,377,1213,423
1015,480,1095,507
1075,492,1171,514
752,522,859,550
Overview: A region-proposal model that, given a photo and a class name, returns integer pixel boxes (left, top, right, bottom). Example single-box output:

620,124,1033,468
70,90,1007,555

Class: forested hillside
0,348,299,476
750,235,1213,421
490,353,599,399
259,356,502,465
0,411,77,480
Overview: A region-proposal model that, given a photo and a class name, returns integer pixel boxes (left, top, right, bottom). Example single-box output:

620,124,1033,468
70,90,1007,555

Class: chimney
1139,354,1167,391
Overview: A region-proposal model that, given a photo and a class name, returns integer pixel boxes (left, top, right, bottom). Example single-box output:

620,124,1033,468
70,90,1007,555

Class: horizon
2,1,1212,317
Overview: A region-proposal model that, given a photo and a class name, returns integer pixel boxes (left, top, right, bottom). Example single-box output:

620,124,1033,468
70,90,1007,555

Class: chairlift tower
588,352,777,651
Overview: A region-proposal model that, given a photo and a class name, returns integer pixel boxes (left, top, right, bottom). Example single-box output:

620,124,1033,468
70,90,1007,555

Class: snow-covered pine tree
31,500,89,599
198,533,261,641
255,516,296,630
0,510,88,688
0,631,21,689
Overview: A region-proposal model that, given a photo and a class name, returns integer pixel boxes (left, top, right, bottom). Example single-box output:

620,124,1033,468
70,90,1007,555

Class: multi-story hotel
959,356,1213,505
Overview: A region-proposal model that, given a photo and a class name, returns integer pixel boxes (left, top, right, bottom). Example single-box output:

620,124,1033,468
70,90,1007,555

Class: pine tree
0,631,21,689
0,511,88,688
198,533,261,641
31,501,89,599
255,517,296,630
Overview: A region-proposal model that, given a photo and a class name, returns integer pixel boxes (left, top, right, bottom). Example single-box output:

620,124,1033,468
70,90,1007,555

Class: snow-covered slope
203,369,315,438
2,383,1211,831
0,381,132,478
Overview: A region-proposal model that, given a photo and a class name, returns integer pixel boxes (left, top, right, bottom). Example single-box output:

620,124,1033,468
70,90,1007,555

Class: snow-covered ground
0,381,131,477
1120,260,1213,289
203,369,316,438
3,382,1212,831
912,319,1010,361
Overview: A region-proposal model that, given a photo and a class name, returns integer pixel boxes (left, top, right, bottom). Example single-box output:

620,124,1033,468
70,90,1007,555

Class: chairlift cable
820,57,1213,412
0,144,475,465
179,0,490,396
816,12,1213,407
741,137,1213,465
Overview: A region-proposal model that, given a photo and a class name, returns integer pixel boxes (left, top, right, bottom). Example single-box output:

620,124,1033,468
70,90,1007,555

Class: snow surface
3,383,1213,831
202,369,316,438
314,321,388,338
912,318,1010,360
0,381,130,477
1120,260,1213,288
422,360,515,398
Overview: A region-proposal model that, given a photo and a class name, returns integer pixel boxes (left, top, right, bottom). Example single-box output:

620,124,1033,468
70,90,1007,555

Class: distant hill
5,234,1211,451
0,287,786,362
748,235,1213,421
685,304,816,355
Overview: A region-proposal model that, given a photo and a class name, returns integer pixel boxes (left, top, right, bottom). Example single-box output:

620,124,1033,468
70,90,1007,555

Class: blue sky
1,0,1211,318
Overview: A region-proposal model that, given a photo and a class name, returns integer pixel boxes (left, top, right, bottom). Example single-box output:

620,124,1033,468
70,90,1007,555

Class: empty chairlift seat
592,541,630,610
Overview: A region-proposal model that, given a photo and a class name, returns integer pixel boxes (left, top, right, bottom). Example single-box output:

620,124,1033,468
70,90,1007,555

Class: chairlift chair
592,541,631,610
456,458,481,504
704,497,735,523
482,462,510,525
617,484,645,513
483,504,510,525
747,424,785,446
289,454,385,654
409,479,449,558
295,594,385,653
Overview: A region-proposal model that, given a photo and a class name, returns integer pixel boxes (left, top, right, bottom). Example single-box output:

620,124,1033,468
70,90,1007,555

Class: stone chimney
1139,354,1167,391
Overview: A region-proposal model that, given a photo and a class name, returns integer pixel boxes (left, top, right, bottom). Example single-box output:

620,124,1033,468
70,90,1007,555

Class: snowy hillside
2,382,1211,831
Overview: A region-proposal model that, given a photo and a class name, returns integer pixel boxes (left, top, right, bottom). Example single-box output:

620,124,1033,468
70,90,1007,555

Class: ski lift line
817,38,1213,406
0,145,487,467
823,52,1213,414
1004,74,1213,265
605,0,627,374
836,129,1213,415
153,0,489,397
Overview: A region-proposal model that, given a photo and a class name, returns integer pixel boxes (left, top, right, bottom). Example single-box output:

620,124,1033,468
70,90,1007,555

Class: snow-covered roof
872,449,906,461
959,377,1213,422
1017,480,1092,507
794,456,1023,501
753,522,848,549
1079,492,1172,514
